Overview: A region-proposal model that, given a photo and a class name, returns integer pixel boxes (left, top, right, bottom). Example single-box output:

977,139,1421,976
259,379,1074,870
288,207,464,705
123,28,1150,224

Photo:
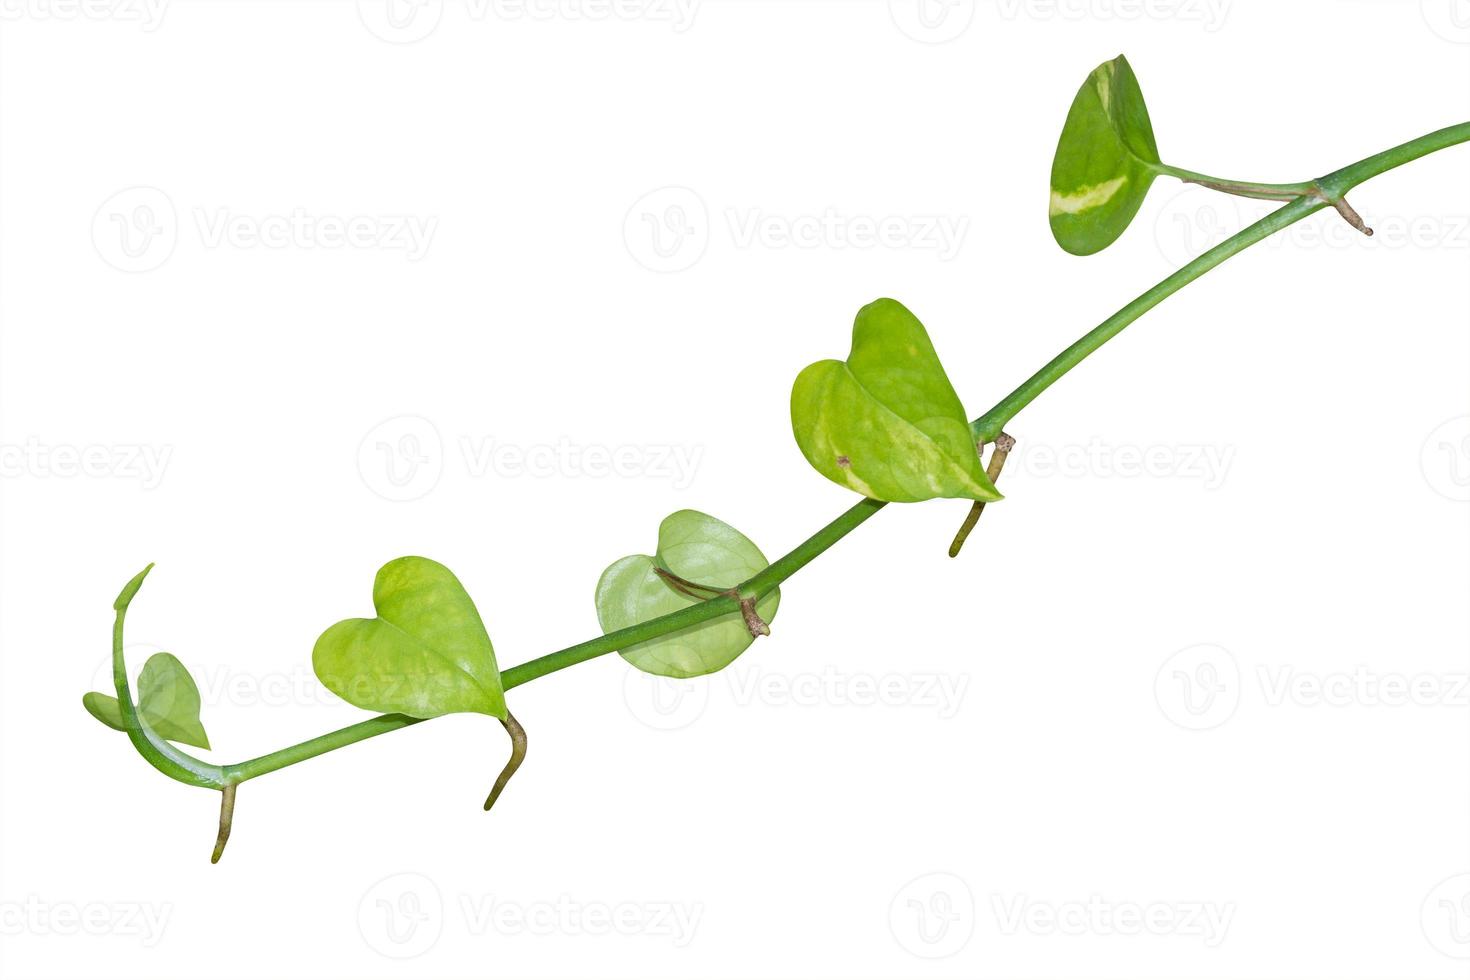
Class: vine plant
84,55,1470,863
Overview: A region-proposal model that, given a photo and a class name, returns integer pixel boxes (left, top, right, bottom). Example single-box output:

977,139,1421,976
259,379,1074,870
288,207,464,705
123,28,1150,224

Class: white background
2,2,1468,978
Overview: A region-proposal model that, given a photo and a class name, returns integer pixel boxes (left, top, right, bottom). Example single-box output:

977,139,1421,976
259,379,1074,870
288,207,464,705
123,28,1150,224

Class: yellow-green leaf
83,652,211,749
313,557,506,720
1049,54,1162,255
790,298,1000,503
596,510,779,679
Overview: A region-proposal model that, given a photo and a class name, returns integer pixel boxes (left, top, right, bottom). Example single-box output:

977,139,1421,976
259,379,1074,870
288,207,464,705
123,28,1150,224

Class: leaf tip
113,563,155,611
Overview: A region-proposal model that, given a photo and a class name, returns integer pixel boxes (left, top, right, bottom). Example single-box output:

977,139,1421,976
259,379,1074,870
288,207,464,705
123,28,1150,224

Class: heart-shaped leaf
83,652,211,749
790,298,1000,503
596,510,780,678
1049,54,1162,256
313,556,506,720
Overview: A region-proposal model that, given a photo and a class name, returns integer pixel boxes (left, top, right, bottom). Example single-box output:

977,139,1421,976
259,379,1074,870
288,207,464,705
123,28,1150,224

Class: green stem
972,121,1470,443
115,122,1470,792
1154,163,1316,202
209,498,887,784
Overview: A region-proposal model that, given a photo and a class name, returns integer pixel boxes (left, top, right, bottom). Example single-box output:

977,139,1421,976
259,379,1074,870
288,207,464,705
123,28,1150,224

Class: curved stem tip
211,784,237,864
484,711,527,812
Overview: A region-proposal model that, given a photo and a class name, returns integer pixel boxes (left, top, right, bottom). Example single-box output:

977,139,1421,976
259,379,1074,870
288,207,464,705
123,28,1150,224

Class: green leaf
790,298,1000,503
313,556,507,720
83,652,211,749
1049,54,1162,256
596,510,780,678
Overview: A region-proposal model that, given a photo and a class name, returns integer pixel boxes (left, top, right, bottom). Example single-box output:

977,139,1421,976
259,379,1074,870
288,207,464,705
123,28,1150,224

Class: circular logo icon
1422,873,1470,958
1154,643,1240,731
358,872,443,958
357,0,443,43
1422,0,1470,43
888,871,974,958
622,668,710,731
623,187,709,273
888,0,974,43
92,186,177,273
1153,184,1244,269
357,415,443,502
1421,416,1470,502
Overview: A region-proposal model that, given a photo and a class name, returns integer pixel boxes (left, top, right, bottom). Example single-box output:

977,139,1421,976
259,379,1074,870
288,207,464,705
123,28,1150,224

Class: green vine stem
972,121,1470,444
113,121,1470,800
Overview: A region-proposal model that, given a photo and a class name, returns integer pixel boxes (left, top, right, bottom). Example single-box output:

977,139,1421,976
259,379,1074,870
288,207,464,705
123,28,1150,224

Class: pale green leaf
790,298,1000,503
596,510,780,678
1049,54,1162,255
313,556,506,720
83,652,211,749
